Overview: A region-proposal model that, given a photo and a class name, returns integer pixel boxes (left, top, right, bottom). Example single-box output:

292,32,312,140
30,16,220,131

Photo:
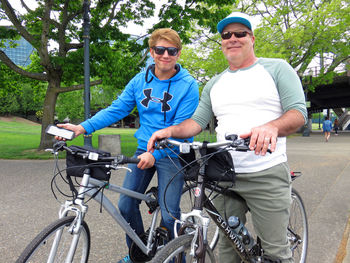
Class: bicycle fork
48,187,88,262
175,209,211,262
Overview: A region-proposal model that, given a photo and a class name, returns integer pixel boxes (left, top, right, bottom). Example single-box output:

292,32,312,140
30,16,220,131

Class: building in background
0,26,34,67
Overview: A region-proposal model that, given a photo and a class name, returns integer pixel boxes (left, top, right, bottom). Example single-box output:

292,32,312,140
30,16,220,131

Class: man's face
150,39,180,74
221,23,255,65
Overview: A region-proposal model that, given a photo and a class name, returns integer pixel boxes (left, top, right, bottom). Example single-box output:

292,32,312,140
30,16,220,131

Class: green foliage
55,83,124,123
156,0,235,43
1,0,241,136
0,62,45,117
179,33,228,89
241,0,350,88
179,0,349,91
55,90,85,122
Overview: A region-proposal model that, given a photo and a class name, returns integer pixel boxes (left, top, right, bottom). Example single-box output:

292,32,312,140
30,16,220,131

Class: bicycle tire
16,216,90,263
289,189,308,263
151,233,216,263
181,184,220,250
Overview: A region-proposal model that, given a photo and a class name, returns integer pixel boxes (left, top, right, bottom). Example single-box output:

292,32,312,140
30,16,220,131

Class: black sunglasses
152,46,179,56
221,31,250,40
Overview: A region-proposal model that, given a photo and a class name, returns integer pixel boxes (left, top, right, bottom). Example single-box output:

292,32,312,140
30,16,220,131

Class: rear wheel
16,216,90,263
289,189,308,263
151,233,216,263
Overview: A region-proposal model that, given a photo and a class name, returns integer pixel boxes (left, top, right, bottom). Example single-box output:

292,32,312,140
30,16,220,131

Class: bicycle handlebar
52,141,140,165
155,134,251,153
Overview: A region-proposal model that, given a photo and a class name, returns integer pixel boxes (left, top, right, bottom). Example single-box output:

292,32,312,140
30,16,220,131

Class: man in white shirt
148,12,307,263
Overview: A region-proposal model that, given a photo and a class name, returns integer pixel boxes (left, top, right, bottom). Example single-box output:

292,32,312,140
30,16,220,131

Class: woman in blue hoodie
58,28,199,262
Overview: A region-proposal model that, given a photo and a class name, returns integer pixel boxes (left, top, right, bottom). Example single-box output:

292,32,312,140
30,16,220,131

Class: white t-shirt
191,58,307,173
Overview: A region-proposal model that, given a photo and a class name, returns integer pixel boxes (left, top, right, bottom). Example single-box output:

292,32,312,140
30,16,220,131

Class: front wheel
289,189,308,263
16,216,90,263
181,183,220,250
151,234,216,263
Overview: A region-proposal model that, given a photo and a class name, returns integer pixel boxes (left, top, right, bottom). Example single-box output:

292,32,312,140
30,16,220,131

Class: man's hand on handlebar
55,123,86,141
147,128,172,153
240,123,278,156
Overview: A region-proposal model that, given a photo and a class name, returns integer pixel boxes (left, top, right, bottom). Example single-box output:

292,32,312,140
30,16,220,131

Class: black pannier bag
179,147,235,183
66,145,112,181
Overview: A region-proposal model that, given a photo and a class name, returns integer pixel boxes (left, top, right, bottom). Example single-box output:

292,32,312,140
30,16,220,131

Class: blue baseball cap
217,12,253,33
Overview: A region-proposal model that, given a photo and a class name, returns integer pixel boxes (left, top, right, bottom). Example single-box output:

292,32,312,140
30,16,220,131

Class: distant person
322,116,332,142
56,28,199,263
333,118,339,135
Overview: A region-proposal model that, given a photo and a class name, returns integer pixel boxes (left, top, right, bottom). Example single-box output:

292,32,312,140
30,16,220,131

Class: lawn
0,118,138,159
0,118,216,159
0,117,319,159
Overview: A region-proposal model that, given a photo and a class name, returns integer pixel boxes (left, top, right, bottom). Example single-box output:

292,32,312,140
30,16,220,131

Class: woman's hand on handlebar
55,123,86,141
137,152,155,170
147,128,172,153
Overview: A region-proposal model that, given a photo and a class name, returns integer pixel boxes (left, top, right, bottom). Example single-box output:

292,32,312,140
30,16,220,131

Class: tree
179,0,349,92
0,62,45,117
0,0,235,149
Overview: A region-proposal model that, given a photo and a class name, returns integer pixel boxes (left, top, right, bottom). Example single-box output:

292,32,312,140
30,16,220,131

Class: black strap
66,175,78,199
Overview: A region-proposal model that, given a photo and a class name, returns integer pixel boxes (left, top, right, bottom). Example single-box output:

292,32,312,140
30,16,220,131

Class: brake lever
155,139,171,150
233,137,272,153
53,140,67,151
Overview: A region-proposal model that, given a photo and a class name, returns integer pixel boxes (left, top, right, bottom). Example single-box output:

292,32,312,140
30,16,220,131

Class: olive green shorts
213,162,294,263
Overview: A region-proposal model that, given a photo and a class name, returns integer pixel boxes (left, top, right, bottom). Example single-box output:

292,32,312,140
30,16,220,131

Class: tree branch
0,0,36,45
39,0,53,66
57,79,103,93
65,42,84,51
19,0,32,13
0,50,48,81
326,56,350,74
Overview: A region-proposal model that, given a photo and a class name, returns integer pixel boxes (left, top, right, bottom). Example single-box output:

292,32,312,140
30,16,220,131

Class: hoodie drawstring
164,81,171,125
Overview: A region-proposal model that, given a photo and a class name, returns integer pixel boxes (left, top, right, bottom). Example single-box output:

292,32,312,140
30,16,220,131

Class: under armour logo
141,88,173,112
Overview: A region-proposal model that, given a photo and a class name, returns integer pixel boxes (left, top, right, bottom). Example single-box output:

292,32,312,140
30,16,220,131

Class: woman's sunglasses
152,46,179,56
221,31,250,40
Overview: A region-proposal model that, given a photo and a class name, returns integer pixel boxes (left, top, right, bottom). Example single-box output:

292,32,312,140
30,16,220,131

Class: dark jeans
118,149,184,247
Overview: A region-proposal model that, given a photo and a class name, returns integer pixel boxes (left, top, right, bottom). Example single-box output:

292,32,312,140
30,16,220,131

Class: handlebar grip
118,156,140,164
154,139,169,150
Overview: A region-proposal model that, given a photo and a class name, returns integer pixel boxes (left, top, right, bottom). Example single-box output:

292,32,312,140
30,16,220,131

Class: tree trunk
38,80,59,150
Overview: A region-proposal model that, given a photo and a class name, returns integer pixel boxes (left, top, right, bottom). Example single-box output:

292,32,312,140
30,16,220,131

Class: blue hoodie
80,64,199,161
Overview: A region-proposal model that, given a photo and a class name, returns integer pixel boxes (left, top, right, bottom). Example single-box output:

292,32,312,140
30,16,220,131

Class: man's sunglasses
152,46,179,56
221,31,250,40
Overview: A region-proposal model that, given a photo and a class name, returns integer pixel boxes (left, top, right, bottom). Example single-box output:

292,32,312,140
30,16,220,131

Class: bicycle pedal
145,187,159,213
156,226,170,241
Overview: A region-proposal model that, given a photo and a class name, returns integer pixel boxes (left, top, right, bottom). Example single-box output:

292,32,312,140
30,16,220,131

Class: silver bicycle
16,140,169,263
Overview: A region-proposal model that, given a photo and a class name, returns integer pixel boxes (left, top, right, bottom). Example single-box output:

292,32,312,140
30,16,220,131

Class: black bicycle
151,135,308,263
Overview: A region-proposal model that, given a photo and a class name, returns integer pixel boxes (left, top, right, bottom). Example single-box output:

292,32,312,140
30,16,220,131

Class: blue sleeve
172,81,199,125
81,80,137,134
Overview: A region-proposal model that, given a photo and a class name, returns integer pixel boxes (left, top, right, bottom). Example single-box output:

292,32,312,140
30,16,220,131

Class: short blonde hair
148,28,182,50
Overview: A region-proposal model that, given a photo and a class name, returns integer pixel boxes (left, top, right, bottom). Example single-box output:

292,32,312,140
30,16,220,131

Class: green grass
0,118,319,159
0,119,138,159
0,119,216,159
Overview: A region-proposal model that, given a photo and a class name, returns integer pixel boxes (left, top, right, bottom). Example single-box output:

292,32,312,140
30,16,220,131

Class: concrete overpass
306,75,350,130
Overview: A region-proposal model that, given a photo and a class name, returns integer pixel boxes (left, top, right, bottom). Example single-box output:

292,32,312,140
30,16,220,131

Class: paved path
1,131,350,262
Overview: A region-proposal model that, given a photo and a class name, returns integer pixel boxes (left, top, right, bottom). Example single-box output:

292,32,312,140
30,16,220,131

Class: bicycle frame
151,138,306,263
175,176,254,263
53,170,161,261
